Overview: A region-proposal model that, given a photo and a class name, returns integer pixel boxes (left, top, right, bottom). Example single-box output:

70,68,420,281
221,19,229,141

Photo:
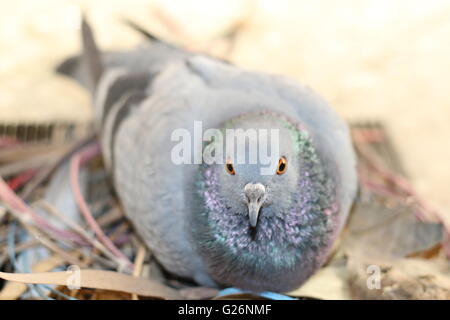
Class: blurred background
1,0,449,213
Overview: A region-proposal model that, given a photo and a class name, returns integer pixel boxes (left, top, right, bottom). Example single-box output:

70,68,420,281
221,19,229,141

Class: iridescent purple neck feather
190,112,339,292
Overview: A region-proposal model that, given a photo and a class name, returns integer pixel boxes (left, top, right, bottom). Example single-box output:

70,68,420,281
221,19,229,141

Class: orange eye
225,161,235,175
276,156,288,175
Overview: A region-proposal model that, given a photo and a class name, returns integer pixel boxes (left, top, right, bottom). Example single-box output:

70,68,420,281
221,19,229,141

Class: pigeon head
192,112,339,292
191,111,340,292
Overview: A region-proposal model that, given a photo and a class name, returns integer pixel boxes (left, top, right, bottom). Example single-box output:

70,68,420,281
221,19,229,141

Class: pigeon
58,18,357,292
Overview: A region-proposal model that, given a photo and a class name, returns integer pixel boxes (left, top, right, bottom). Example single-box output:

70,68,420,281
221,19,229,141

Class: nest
0,121,448,300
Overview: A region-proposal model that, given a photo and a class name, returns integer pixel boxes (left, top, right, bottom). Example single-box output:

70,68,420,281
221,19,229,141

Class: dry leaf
0,254,65,300
348,255,450,299
0,269,181,299
0,148,66,176
0,144,68,164
348,123,445,259
342,201,443,259
289,260,351,300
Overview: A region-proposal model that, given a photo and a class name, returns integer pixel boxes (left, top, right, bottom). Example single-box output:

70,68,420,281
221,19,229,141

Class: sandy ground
0,0,449,211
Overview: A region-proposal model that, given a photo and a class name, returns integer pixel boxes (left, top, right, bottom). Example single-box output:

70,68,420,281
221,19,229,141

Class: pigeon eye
225,161,235,175
276,156,288,175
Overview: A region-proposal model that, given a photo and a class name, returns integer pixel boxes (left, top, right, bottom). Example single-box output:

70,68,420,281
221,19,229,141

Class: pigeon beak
248,201,262,228
244,183,266,228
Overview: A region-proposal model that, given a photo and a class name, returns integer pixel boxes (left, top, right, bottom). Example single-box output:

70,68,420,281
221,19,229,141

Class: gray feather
59,19,357,290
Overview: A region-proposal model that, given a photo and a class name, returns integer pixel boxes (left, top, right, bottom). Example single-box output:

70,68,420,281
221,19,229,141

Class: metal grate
0,122,92,144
